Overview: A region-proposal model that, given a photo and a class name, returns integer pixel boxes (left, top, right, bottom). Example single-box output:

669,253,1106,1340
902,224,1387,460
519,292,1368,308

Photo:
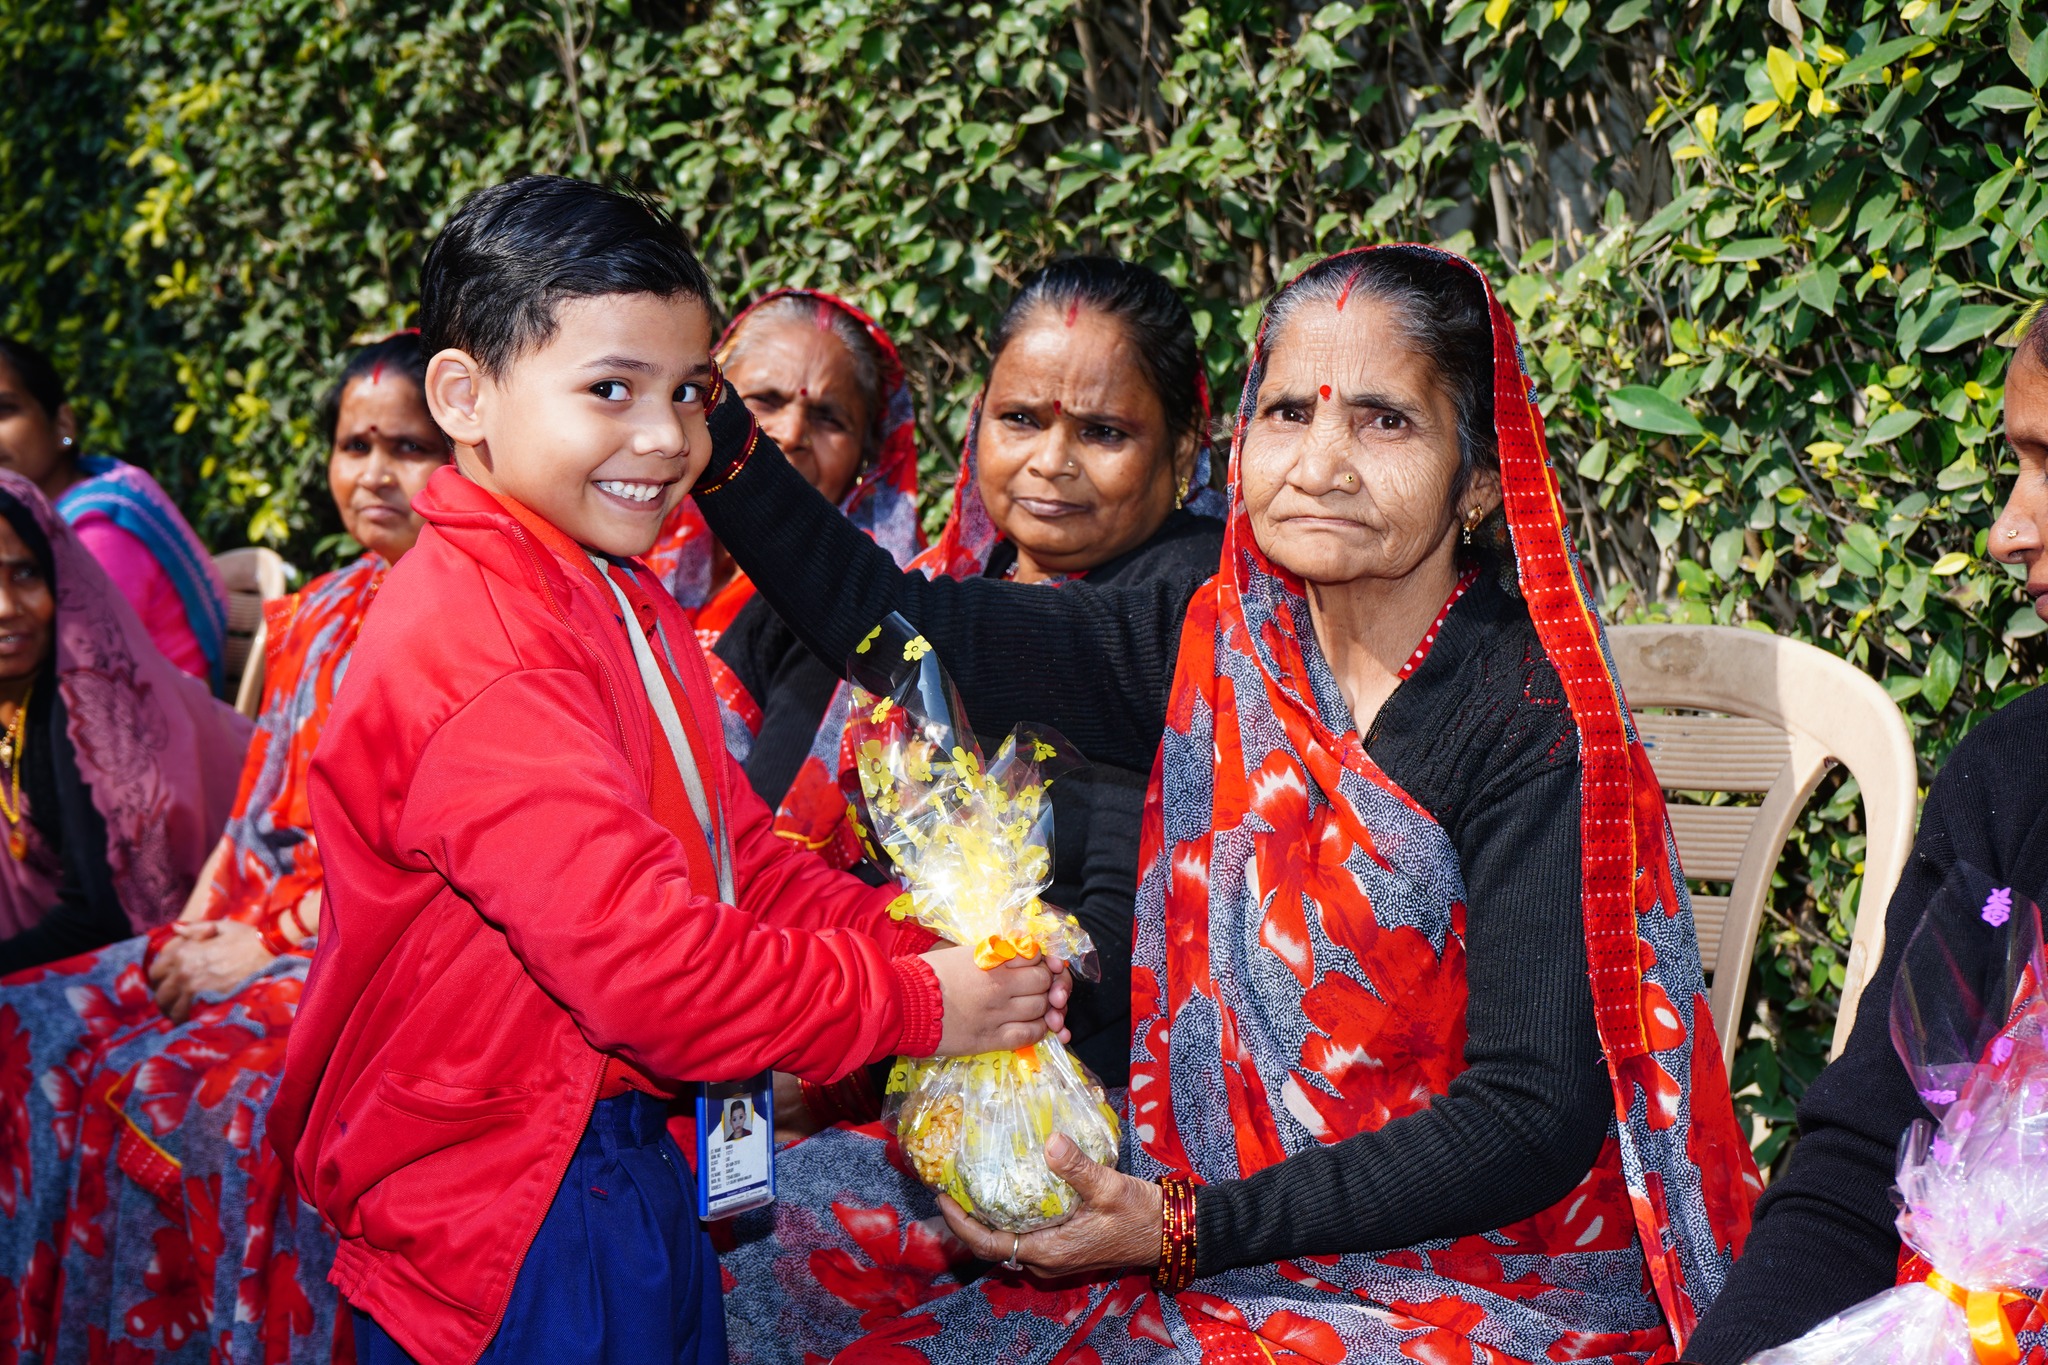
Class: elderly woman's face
0,360,75,500
977,305,1185,580
328,373,446,564
1240,295,1493,588
725,318,873,506
1993,347,2048,620
0,519,54,686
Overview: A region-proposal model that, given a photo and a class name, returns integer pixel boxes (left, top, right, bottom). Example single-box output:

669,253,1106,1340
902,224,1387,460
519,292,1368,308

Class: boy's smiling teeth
595,479,664,504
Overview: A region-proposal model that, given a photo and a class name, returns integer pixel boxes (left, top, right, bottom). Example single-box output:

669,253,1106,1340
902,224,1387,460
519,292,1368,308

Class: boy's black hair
0,339,66,420
419,176,715,376
318,332,437,445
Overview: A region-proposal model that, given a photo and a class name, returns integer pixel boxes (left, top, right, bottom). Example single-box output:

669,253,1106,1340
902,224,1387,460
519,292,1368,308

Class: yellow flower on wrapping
856,625,883,655
902,635,933,662
1033,739,1057,761
871,697,894,724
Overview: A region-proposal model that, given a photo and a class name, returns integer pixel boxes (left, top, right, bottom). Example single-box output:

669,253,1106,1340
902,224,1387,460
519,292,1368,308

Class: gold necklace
0,685,31,861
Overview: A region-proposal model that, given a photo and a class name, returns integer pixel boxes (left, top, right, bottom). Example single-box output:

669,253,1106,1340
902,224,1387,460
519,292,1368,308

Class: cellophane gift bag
1750,864,2048,1365
842,613,1119,1234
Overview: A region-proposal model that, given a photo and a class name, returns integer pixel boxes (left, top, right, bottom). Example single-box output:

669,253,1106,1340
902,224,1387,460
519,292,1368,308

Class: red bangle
693,412,759,498
1154,1175,1199,1294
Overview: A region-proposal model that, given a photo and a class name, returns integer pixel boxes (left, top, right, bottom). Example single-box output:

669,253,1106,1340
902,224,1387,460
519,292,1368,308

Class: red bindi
1319,385,1331,401
1052,399,1062,415
1064,301,1079,328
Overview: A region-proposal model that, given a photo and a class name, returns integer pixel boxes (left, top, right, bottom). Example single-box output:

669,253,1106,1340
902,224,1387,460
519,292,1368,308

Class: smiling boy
271,177,1057,1365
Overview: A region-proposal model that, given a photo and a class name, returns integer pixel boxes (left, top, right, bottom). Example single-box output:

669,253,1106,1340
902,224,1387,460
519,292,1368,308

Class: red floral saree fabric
0,556,385,1364
838,246,1758,1365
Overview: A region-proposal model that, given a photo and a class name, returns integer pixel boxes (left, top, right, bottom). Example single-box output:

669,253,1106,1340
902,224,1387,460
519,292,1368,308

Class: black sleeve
1193,750,1611,1273
714,597,845,807
1060,766,1146,1088
1682,796,1956,1365
696,397,1195,774
0,697,132,973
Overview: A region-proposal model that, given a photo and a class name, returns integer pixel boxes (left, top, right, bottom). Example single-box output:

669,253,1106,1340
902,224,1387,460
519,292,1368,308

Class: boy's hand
925,946,1052,1056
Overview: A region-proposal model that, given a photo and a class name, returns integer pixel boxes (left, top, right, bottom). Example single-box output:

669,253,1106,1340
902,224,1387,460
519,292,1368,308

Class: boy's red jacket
270,467,941,1365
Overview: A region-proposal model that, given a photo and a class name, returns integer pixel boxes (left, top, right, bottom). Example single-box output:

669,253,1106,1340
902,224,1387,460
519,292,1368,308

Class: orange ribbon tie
1926,1271,2027,1365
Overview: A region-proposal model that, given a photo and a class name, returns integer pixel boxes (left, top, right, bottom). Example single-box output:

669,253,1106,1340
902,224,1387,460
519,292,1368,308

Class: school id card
694,1073,775,1219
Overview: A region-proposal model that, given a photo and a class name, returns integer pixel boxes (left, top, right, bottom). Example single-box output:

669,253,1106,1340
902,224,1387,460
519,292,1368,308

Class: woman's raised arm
695,397,1200,772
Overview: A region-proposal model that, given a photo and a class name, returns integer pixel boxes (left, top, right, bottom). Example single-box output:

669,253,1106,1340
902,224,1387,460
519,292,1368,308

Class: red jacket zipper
466,520,635,1363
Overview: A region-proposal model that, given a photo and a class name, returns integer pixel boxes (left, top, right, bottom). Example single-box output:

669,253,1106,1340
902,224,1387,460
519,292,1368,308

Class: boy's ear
425,348,487,449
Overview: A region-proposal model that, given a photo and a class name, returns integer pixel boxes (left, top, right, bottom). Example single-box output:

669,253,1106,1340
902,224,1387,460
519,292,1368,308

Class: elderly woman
0,339,232,690
692,290,926,797
714,258,1224,1363
694,246,1755,1364
645,290,923,653
0,332,447,1363
1684,310,2048,1365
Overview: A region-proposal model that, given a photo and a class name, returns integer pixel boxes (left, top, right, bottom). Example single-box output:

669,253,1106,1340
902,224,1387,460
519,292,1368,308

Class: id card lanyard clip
595,559,775,1220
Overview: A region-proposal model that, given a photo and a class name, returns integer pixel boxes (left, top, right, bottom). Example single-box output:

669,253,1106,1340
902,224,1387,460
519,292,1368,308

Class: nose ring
1340,471,1358,490
2008,526,2021,539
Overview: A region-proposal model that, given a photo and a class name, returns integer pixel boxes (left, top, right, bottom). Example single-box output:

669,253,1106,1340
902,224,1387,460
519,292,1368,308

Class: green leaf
1797,266,1840,317
1716,237,1789,261
1921,304,2015,353
1922,642,1961,711
1864,409,1924,444
1833,35,1928,87
1608,386,1704,436
1605,0,1651,31
1972,84,2039,111
1710,527,1745,580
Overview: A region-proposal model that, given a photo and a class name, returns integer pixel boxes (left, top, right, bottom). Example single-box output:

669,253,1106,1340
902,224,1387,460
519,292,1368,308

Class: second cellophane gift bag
840,613,1119,1234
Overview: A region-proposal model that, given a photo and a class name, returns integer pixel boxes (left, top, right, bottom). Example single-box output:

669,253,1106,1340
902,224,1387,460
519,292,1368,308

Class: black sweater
698,398,1612,1269
712,514,1228,1084
1685,683,2048,1365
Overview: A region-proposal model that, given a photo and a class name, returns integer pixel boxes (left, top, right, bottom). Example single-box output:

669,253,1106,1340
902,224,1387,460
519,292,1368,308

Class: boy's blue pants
351,1091,725,1364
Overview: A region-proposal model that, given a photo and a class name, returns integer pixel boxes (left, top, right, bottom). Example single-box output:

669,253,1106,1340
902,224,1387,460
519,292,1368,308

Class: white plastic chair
1609,624,1918,1065
213,547,291,717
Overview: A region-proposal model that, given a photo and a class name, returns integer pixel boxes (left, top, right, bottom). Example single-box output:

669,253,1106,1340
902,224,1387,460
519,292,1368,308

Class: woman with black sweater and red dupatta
694,245,1757,1364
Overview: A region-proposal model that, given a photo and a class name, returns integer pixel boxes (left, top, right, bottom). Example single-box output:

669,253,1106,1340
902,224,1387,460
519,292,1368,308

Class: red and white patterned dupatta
849,246,1758,1365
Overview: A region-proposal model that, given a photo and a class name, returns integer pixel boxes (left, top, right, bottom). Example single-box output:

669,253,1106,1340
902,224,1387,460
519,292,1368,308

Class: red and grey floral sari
0,556,386,1364
840,246,1758,1364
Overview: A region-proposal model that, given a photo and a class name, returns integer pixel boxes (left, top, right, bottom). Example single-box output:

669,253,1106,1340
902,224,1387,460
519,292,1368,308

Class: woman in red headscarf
692,245,1758,1365
691,290,927,795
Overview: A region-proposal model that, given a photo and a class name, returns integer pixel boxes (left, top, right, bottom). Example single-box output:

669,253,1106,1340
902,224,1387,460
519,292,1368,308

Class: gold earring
1175,472,1191,509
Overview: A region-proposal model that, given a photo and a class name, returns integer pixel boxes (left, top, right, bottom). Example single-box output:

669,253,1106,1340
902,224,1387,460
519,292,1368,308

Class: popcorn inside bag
844,614,1119,1234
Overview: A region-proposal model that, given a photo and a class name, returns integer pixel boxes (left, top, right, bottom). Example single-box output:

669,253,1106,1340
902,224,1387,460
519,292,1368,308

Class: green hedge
5,0,2045,1161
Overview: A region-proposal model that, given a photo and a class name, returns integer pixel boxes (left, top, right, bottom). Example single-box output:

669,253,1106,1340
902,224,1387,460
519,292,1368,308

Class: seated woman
644,290,923,660
694,246,1755,1363
0,332,446,1364
1684,311,2048,1365
715,258,1223,1363
0,338,233,690
697,290,926,797
0,470,248,976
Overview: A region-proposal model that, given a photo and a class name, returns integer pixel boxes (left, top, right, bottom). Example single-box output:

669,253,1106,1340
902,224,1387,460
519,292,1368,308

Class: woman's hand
771,1071,822,1144
147,921,275,1022
937,1133,1163,1279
